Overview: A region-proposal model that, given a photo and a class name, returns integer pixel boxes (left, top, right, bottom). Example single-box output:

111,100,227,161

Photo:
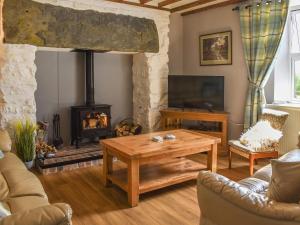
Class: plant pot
24,160,34,169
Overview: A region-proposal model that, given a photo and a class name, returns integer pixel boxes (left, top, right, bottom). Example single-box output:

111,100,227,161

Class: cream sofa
197,149,300,225
0,131,72,225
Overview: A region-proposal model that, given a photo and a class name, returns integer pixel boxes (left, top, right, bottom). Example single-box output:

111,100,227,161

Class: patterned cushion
261,109,289,131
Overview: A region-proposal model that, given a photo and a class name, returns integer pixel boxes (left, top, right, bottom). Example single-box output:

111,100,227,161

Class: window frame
291,54,300,100
290,9,300,102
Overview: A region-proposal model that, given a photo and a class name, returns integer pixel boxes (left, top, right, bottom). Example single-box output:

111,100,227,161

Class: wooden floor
37,154,269,225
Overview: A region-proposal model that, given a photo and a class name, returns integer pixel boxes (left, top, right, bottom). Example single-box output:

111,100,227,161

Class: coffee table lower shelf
107,157,206,194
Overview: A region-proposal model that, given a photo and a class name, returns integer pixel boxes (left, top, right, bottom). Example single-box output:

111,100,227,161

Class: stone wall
0,44,37,130
4,0,159,53
0,0,170,132
0,0,4,67
133,52,169,131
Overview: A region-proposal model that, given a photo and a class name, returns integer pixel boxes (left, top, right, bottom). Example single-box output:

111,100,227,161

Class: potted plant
14,120,36,169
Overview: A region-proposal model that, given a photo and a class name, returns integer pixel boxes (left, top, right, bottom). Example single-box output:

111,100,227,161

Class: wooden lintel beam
181,0,244,15
171,0,216,13
140,0,153,4
106,0,170,11
159,0,183,7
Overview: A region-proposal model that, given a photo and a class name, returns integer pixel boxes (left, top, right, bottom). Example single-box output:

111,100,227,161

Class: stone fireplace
0,0,170,134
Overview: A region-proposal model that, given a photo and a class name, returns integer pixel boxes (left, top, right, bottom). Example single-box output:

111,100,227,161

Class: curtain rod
232,0,281,11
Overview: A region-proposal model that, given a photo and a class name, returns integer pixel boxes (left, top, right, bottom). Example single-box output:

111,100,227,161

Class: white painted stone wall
0,0,170,131
0,44,37,130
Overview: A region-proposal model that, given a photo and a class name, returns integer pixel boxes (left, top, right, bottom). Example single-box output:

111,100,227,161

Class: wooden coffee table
101,129,220,207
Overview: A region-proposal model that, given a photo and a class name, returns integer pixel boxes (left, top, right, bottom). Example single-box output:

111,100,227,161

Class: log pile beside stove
71,50,112,148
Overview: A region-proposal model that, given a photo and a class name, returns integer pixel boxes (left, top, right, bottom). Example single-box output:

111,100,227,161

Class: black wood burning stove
71,51,111,148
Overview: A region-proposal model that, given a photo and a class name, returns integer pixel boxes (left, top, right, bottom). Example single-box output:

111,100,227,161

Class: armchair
197,149,300,225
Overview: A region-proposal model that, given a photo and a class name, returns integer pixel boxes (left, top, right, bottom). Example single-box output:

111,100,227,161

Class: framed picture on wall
199,31,232,66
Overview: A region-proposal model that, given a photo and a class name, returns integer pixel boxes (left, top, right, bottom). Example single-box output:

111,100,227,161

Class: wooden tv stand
160,108,229,153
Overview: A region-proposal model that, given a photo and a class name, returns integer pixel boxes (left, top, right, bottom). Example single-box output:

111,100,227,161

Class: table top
101,129,221,159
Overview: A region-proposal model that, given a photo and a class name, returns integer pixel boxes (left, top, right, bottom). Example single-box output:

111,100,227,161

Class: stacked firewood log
115,119,142,137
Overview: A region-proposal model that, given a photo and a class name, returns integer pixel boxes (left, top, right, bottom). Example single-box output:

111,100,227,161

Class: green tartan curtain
240,0,289,130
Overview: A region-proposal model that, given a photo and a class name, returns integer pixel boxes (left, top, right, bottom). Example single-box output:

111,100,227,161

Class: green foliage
14,120,36,162
295,74,300,98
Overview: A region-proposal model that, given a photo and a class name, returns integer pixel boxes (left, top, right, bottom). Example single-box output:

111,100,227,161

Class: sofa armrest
0,203,72,225
197,171,300,222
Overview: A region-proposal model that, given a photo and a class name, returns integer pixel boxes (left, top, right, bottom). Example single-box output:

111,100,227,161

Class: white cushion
240,121,282,152
0,202,11,217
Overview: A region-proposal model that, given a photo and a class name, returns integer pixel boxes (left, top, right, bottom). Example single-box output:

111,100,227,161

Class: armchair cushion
0,203,72,225
253,164,272,182
0,153,25,171
238,177,268,194
198,171,300,222
268,159,300,203
7,196,49,214
0,131,11,153
1,169,46,199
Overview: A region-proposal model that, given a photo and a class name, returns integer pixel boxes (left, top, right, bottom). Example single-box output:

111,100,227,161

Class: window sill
266,103,300,110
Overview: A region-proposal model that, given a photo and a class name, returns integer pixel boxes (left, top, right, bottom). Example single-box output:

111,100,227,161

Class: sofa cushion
268,159,300,203
253,164,272,182
7,196,49,214
0,203,72,225
0,173,9,201
0,153,26,172
238,177,269,193
1,169,46,199
279,149,300,161
253,149,300,183
0,130,12,152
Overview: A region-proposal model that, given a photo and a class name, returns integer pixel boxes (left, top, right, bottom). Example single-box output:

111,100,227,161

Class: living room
0,0,299,224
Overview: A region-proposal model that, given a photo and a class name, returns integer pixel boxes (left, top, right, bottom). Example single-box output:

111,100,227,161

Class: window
291,10,300,99
270,5,300,103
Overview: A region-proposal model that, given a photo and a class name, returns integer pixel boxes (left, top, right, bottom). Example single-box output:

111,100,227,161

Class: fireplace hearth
71,50,111,148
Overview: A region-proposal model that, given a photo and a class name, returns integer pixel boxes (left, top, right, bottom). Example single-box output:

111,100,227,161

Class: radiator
266,104,300,154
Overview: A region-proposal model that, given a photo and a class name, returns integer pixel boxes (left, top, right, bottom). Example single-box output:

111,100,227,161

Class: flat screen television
168,75,224,111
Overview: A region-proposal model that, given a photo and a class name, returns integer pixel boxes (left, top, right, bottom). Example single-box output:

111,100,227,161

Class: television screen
168,75,224,111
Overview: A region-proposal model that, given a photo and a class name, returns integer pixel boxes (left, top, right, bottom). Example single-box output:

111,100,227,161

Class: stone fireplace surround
0,0,170,133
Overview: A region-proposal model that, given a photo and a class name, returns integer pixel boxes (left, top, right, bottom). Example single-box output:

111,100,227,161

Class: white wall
169,6,249,138
35,51,133,144
169,13,183,75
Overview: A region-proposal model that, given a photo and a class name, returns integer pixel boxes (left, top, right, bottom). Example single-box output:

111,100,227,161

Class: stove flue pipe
85,50,95,106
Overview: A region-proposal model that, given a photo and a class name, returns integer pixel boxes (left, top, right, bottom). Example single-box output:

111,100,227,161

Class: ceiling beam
106,0,170,11
181,0,244,15
158,0,183,7
171,0,216,13
140,0,153,4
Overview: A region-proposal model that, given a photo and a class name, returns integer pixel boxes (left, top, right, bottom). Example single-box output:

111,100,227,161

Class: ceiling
107,0,244,16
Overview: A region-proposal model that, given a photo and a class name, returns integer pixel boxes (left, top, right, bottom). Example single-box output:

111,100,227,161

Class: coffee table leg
128,159,139,207
207,143,217,173
103,148,113,187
